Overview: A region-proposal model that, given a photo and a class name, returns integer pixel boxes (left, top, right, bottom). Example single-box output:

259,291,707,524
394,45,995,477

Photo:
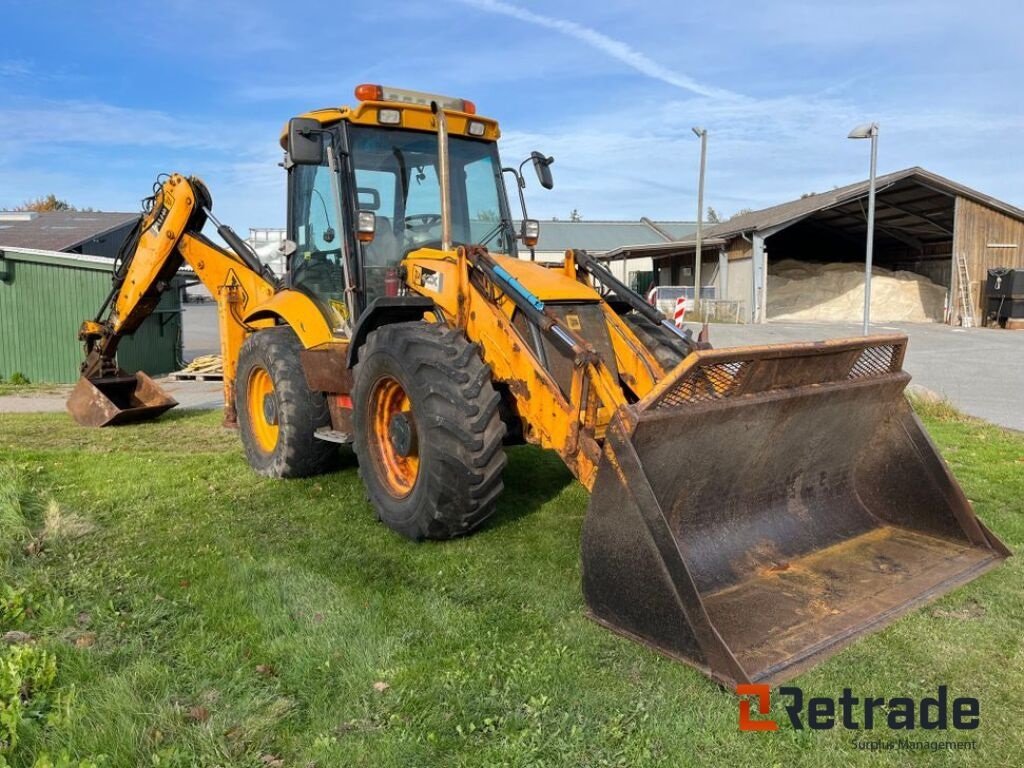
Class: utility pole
848,122,879,335
692,127,708,316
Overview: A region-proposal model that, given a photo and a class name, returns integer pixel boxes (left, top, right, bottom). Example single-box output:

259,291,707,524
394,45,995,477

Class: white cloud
0,60,33,80
0,97,286,229
499,91,1024,221
456,0,740,99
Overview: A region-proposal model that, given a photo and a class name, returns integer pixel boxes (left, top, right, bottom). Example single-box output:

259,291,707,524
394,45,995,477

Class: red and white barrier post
674,296,687,328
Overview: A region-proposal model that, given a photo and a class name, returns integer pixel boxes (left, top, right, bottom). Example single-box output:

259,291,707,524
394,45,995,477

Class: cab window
289,162,350,331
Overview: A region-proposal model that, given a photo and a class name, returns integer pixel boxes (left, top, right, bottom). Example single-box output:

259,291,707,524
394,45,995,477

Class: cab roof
279,94,500,151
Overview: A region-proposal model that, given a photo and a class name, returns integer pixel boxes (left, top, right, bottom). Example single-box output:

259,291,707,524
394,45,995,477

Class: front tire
352,322,506,540
236,327,336,477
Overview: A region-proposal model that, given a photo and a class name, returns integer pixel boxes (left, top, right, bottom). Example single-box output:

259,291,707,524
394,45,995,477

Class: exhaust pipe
431,101,453,252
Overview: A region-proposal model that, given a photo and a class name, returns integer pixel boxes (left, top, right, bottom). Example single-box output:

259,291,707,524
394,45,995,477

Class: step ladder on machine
956,252,975,328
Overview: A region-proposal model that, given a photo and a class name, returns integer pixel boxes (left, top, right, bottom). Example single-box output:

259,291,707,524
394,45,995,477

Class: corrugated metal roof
519,219,696,253
0,211,138,252
650,221,699,240
674,166,1024,243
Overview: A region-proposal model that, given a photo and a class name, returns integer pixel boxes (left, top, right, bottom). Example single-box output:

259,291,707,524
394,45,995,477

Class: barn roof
0,211,138,252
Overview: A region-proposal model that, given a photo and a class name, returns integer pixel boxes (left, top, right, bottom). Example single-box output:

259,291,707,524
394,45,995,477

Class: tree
569,208,582,222
15,194,76,212
705,207,721,224
729,207,754,219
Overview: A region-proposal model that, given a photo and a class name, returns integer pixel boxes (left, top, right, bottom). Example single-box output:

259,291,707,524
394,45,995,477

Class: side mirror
288,117,323,165
531,151,554,190
357,211,377,243
357,187,381,211
521,219,540,247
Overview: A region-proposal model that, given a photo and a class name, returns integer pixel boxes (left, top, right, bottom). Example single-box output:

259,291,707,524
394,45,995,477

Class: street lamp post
691,127,707,317
848,122,879,335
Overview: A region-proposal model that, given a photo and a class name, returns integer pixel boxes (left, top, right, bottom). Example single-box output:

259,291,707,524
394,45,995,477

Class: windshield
348,125,515,302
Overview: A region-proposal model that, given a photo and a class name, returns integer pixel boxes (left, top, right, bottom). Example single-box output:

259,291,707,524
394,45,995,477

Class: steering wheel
404,213,443,233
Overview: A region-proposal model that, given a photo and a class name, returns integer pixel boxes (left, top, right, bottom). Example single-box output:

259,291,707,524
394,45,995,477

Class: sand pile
767,259,946,322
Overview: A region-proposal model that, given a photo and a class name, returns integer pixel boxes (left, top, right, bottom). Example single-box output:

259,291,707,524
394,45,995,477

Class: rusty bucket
67,371,178,427
581,335,1009,686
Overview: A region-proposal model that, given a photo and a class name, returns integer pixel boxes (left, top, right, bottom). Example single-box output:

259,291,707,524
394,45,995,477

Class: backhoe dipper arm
76,173,277,423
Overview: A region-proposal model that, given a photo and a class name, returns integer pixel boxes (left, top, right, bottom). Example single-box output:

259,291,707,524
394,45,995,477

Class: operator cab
282,85,531,336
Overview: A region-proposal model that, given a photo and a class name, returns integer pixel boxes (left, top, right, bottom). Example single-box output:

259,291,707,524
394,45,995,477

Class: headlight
521,219,540,247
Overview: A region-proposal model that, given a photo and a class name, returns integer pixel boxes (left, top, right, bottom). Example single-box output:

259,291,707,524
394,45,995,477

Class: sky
1,0,1022,232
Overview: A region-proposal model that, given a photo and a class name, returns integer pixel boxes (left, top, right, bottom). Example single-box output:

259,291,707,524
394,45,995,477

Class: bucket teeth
67,371,177,427
581,335,1008,686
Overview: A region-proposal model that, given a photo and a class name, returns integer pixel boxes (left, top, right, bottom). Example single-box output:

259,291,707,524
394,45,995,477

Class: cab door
287,137,353,334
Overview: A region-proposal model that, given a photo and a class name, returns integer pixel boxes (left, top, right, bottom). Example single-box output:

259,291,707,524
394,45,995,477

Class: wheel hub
388,411,416,457
246,366,280,454
369,375,420,498
262,393,279,425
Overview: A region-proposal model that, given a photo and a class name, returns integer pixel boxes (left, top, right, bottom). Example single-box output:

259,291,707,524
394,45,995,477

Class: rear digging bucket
67,371,178,427
581,335,1009,686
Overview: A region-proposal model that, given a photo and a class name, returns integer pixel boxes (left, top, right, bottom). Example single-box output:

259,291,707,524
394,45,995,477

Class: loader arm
69,174,279,427
403,245,660,488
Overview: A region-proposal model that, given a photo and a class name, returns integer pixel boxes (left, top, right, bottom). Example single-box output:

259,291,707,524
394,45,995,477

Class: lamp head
848,122,879,139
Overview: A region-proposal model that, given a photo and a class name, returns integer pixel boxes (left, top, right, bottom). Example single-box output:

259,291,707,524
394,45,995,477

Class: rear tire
236,327,336,478
352,322,506,540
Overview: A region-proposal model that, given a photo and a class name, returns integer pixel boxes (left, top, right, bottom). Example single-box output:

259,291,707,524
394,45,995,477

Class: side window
291,164,341,252
463,154,505,250
355,168,401,305
355,170,396,220
289,163,349,332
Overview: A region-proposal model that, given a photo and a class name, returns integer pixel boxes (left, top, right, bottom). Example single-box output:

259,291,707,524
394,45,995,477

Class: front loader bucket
581,335,1009,687
67,371,178,427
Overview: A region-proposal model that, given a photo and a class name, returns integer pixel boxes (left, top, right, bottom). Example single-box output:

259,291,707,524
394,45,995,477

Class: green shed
0,247,183,384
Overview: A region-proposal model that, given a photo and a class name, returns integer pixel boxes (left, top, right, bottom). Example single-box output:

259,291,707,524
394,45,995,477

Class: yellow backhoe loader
67,85,1008,687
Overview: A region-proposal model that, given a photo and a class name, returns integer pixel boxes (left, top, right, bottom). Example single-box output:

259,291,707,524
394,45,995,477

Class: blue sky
1,0,1022,231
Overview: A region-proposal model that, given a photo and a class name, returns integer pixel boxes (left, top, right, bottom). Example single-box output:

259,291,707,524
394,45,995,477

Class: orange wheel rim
369,375,419,498
246,367,279,453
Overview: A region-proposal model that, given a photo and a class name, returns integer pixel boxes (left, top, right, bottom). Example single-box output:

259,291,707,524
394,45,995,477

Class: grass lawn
0,403,1021,766
0,383,67,397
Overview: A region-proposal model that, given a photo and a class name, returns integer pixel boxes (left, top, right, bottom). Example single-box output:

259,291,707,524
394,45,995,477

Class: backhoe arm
70,173,278,426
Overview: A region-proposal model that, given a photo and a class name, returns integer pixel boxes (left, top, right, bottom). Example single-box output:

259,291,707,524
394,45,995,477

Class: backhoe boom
70,174,278,426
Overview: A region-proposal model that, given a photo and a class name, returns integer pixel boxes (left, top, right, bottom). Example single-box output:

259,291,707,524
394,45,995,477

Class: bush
6,374,29,387
0,644,60,753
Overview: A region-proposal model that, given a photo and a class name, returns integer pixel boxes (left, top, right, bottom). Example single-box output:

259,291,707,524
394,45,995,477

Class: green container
0,247,183,384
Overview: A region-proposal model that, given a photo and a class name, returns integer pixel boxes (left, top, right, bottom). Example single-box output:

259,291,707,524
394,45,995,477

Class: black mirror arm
502,167,530,222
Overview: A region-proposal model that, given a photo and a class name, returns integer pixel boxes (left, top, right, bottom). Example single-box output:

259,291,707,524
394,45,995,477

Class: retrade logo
737,684,778,731
737,685,980,733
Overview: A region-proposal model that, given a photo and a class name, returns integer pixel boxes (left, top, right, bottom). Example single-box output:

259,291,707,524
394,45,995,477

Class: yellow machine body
67,87,1008,688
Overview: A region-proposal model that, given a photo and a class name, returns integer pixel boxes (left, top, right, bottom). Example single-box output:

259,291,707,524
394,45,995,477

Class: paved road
4,311,1021,431
0,379,223,414
705,321,1023,431
183,302,220,359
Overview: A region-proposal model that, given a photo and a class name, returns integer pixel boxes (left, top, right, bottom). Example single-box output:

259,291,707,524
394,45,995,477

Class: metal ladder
956,251,975,328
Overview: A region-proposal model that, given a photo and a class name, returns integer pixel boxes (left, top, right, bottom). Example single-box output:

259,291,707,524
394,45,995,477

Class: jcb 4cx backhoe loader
68,85,1008,687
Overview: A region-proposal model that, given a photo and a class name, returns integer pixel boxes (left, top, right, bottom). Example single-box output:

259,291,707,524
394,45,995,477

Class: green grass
0,382,66,397
0,405,1020,766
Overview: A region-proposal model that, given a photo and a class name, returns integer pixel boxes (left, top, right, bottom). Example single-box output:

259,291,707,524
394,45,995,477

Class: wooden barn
602,167,1024,324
